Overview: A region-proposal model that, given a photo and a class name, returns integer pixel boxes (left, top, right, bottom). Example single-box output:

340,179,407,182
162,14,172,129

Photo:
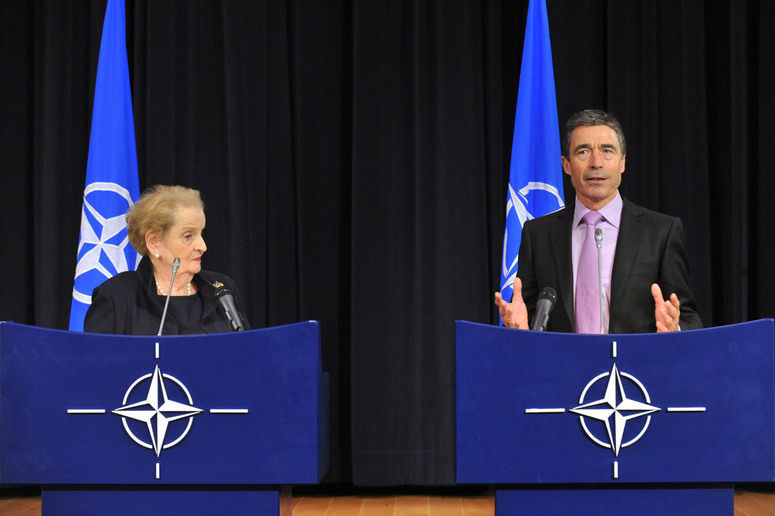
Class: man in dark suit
495,109,701,333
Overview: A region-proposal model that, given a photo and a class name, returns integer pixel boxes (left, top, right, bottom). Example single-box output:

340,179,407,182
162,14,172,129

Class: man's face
562,124,626,210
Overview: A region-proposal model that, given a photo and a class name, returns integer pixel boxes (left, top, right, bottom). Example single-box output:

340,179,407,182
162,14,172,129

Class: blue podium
0,321,328,515
456,320,775,515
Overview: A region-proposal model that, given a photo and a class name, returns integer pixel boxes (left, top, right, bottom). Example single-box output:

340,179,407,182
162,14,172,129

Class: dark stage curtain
1,0,773,486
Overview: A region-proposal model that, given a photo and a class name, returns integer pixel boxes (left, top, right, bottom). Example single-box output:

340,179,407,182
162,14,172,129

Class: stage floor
1,486,773,515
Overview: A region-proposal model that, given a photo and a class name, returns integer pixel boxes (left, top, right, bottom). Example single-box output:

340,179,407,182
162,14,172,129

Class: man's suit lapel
551,208,574,329
611,199,643,307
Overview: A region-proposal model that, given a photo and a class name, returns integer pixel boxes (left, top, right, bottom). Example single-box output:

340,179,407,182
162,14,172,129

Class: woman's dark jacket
84,255,249,335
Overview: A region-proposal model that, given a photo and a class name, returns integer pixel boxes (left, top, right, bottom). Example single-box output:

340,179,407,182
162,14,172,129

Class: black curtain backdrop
1,0,773,486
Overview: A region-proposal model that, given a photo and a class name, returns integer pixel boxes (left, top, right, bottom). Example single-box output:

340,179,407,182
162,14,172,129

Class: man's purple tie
575,211,604,334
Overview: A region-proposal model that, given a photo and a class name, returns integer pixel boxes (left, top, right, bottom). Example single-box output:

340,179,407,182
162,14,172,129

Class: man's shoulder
524,206,572,230
622,197,681,226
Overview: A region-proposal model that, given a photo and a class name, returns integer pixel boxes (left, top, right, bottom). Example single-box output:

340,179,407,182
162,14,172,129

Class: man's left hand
652,283,680,332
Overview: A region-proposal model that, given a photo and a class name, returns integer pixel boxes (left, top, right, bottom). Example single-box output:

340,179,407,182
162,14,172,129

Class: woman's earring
154,253,160,259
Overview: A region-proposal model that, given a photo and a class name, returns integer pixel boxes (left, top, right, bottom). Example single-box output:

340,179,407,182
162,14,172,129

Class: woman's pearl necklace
156,280,193,296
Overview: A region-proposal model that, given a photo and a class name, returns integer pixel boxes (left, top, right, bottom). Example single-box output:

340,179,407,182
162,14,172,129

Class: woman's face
151,206,207,278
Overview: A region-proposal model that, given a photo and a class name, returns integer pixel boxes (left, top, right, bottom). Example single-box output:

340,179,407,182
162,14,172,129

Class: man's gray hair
562,109,626,158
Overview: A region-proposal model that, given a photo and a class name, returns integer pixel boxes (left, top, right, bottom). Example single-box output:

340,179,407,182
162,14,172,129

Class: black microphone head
214,284,233,299
538,286,557,304
214,283,245,331
530,286,558,331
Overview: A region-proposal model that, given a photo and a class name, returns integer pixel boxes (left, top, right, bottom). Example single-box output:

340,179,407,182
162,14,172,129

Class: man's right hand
494,277,529,329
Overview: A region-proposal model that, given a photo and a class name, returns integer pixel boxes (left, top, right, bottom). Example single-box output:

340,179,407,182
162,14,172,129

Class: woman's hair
126,185,204,255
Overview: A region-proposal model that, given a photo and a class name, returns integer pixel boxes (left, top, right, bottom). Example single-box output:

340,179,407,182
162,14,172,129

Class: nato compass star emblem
113,365,203,457
72,182,141,306
525,340,706,479
570,364,659,456
501,181,565,293
66,342,249,479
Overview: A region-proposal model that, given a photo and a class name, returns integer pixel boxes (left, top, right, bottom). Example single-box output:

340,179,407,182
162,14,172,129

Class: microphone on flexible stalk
530,287,557,331
157,257,181,336
595,228,604,334
215,285,246,332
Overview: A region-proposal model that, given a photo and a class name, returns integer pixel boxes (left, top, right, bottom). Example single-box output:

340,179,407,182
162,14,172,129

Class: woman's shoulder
197,269,237,287
90,270,151,306
195,269,247,309
94,269,146,291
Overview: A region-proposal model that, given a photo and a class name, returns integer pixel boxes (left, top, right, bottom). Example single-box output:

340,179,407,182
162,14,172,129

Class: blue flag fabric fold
69,0,140,331
499,0,564,316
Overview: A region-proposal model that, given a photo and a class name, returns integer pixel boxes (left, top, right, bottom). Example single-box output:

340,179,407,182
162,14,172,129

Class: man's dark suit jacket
517,196,702,333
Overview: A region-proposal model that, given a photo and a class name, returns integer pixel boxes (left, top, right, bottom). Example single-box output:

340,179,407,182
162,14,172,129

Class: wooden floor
291,491,493,516
1,487,774,515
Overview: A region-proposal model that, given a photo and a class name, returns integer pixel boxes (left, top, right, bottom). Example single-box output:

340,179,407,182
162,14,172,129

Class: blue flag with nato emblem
69,0,141,332
499,0,564,315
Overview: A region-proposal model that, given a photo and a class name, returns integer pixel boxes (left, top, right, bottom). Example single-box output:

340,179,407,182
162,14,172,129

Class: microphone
595,228,604,334
157,257,181,336
215,285,245,331
530,287,557,331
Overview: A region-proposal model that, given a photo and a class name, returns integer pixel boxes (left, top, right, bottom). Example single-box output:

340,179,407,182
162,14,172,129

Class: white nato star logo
570,364,660,456
113,365,202,457
523,342,706,479
72,182,139,304
66,341,251,480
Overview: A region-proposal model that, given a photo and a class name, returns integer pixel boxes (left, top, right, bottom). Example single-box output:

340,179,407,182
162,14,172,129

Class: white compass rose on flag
501,181,564,293
72,181,140,305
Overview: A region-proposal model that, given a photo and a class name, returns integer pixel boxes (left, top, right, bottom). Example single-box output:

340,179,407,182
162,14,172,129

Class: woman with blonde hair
84,185,248,334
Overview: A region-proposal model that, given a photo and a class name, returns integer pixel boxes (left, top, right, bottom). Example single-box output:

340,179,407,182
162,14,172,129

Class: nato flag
499,0,564,318
69,0,140,332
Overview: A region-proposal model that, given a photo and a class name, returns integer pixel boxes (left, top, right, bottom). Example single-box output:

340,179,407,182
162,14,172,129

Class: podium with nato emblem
456,320,775,515
0,321,328,515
